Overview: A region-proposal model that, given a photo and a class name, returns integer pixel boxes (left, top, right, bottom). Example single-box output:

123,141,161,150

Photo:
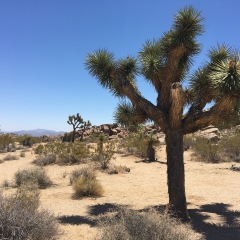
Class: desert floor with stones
0,145,240,240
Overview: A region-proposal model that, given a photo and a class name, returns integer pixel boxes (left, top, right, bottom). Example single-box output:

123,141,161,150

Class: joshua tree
85,6,240,220
79,120,92,141
67,114,91,142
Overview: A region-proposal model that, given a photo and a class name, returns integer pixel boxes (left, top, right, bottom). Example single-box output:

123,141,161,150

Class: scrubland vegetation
98,208,202,240
0,186,59,240
184,132,240,163
0,127,240,239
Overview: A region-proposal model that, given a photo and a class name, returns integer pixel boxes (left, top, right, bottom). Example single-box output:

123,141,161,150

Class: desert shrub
33,155,56,166
2,154,19,161
62,132,73,142
0,188,59,240
72,176,104,198
88,133,101,143
1,179,11,188
120,126,160,160
70,166,96,185
20,151,25,157
0,134,14,150
121,132,148,157
92,138,116,169
16,134,42,147
192,137,222,163
98,207,202,240
14,167,52,189
16,145,29,150
34,142,90,166
183,135,196,150
58,142,90,165
220,134,240,162
34,144,45,154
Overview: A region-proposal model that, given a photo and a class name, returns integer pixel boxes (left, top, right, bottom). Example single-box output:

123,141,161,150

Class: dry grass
33,155,56,166
98,207,203,240
220,134,240,162
14,167,52,189
69,166,96,185
0,187,59,240
192,137,223,163
2,154,19,161
72,167,104,199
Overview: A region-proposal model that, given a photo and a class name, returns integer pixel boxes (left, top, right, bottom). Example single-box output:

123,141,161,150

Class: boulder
111,129,118,135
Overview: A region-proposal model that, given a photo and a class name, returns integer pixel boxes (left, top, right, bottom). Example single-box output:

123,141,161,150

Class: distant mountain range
4,129,65,137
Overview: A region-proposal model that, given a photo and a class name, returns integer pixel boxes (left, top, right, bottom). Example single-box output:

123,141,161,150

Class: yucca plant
85,6,240,220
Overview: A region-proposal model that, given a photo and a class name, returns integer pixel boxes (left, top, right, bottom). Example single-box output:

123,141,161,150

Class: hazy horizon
1,0,240,132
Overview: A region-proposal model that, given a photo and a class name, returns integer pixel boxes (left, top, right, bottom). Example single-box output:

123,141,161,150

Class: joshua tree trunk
71,129,75,142
147,143,155,162
165,129,189,220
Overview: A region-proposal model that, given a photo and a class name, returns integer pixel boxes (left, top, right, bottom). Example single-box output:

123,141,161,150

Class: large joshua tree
85,6,240,220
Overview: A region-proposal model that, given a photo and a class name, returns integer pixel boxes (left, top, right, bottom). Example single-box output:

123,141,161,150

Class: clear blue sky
1,0,240,132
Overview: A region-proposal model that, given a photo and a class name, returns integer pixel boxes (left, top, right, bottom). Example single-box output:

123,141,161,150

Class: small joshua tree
67,113,91,142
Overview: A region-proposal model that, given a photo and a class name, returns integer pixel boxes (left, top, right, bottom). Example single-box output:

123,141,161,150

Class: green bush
70,166,96,185
33,155,56,166
0,134,14,150
17,134,42,147
34,142,90,166
183,135,196,150
220,134,240,161
92,139,116,169
192,137,222,163
99,207,202,240
14,167,52,189
72,176,104,198
2,154,19,161
62,132,73,142
121,132,148,158
0,188,59,240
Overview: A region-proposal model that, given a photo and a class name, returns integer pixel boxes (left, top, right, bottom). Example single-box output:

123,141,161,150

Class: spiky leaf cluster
85,50,139,97
188,44,239,102
139,40,163,81
210,58,240,96
160,6,203,64
85,49,115,88
113,101,135,128
113,101,148,128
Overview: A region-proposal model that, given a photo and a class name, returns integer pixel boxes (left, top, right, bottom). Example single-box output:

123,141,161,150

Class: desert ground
0,145,240,240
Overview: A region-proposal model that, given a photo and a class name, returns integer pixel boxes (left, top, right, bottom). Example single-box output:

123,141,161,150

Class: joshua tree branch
183,95,234,134
111,69,167,131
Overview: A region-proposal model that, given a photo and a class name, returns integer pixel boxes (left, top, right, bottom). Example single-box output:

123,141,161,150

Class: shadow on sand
58,202,240,239
58,203,126,226
188,202,240,240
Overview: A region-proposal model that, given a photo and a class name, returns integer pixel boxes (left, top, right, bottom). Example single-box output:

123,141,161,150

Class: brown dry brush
0,187,59,240
97,207,203,240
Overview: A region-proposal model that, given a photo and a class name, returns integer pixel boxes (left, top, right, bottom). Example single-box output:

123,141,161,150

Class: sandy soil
0,146,240,240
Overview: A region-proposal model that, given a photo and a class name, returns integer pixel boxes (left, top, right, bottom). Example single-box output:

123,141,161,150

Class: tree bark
72,129,75,142
147,143,155,162
165,129,189,221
